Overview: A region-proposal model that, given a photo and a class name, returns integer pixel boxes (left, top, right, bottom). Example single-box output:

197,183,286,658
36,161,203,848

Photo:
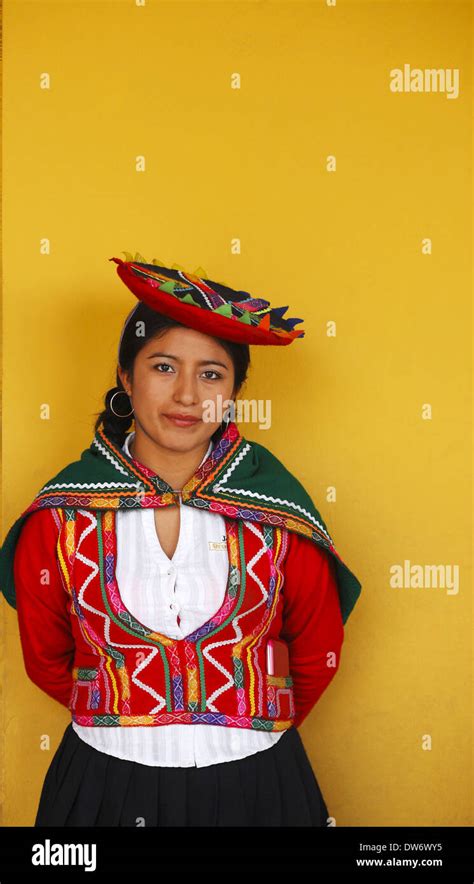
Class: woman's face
118,326,236,453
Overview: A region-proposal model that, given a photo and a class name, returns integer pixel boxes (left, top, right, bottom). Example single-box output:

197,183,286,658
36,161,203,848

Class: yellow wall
1,0,471,826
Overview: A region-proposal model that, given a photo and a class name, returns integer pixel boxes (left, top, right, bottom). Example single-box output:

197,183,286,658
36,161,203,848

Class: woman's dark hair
94,302,251,448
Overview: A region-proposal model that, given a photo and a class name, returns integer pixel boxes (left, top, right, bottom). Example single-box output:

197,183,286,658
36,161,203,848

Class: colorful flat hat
109,252,305,347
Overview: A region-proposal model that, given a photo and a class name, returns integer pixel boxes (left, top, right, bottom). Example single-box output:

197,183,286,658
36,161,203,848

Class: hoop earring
109,390,134,418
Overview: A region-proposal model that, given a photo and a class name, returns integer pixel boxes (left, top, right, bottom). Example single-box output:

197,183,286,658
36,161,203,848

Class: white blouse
72,430,283,767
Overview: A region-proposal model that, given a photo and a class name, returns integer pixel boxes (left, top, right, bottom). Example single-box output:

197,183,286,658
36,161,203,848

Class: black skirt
34,723,330,827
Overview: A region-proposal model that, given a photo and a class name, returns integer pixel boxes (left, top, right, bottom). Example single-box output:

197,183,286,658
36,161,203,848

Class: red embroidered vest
58,506,295,732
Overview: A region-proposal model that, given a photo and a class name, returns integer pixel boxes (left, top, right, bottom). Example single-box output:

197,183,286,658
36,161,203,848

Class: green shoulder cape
0,421,362,624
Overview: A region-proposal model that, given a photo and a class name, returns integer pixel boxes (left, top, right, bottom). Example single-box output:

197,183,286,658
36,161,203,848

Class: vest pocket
265,673,295,721
72,667,101,711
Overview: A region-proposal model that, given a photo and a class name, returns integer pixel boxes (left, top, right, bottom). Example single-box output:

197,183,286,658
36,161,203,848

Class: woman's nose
172,373,198,403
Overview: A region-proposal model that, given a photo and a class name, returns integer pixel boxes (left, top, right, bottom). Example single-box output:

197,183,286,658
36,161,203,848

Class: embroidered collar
121,430,214,490
88,419,246,506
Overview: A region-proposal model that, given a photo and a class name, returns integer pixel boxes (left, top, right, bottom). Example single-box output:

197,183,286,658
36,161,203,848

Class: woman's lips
163,414,201,428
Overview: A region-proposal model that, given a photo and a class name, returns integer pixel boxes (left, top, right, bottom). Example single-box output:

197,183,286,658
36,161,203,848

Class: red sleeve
14,508,75,710
279,530,344,729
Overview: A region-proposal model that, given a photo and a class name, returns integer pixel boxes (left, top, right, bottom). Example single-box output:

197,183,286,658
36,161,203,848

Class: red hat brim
110,257,304,347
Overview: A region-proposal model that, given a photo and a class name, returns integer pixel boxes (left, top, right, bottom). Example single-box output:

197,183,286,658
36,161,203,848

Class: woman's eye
154,363,174,373
202,370,222,380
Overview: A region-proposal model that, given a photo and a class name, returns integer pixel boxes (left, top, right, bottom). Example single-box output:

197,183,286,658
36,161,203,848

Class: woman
0,254,362,826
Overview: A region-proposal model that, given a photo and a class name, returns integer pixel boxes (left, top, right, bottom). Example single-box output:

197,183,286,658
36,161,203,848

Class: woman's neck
128,430,212,491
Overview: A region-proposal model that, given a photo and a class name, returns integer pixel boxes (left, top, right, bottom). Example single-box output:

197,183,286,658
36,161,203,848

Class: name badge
208,538,227,551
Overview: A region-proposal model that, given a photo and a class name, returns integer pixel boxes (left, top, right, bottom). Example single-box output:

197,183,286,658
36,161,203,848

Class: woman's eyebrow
146,352,229,369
